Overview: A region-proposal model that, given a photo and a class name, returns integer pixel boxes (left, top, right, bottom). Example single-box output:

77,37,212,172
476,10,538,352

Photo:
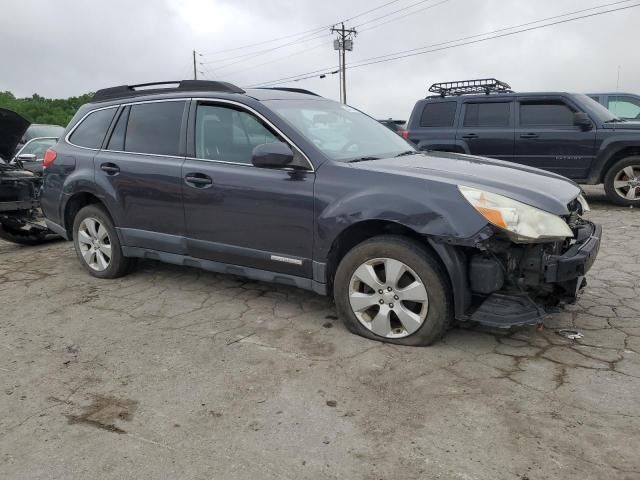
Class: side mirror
573,112,592,130
16,153,38,162
252,142,294,168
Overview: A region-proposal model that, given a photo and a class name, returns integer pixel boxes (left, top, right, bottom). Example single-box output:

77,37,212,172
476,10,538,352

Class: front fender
589,136,640,183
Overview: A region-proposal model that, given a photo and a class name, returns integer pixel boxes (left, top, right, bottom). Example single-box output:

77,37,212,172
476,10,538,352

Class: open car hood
0,108,30,161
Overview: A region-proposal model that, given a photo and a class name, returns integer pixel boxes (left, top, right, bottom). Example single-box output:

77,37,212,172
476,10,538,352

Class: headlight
577,194,590,213
458,185,574,243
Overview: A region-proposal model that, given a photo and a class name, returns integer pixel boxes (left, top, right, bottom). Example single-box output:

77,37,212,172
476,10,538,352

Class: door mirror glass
252,142,294,168
573,112,592,129
16,153,37,162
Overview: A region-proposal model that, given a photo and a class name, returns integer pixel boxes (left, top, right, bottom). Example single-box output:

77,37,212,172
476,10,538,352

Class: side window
608,96,640,119
20,138,57,158
196,104,280,164
420,102,457,127
519,101,574,127
124,101,185,156
106,107,129,151
463,102,510,127
69,108,117,149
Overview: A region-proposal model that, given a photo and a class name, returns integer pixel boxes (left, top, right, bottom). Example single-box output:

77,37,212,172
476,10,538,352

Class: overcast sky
1,0,638,119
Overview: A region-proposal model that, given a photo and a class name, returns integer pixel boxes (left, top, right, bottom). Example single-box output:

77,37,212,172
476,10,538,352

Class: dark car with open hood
40,80,600,345
0,108,56,244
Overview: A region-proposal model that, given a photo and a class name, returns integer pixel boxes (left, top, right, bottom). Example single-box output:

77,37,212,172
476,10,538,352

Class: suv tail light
43,148,57,169
399,129,409,140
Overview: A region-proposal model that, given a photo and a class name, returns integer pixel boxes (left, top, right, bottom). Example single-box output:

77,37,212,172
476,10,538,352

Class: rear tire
333,235,452,346
603,156,640,206
72,204,135,279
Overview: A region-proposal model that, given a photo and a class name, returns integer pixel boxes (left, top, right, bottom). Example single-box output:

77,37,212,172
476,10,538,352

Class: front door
182,100,315,278
456,100,514,161
514,97,596,179
95,100,188,253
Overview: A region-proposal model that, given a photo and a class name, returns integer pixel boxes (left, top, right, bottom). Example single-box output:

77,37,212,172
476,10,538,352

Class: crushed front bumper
469,221,601,328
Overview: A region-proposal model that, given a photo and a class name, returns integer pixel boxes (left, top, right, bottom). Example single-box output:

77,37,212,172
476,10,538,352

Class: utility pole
193,50,197,80
331,23,356,104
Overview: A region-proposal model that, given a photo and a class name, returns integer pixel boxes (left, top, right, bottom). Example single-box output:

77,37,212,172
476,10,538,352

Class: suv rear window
420,102,457,127
463,103,510,127
519,101,574,126
69,108,116,149
124,101,185,156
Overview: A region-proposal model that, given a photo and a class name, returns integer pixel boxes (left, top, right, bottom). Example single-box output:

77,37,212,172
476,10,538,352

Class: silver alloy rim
77,217,112,272
613,165,640,201
348,257,429,339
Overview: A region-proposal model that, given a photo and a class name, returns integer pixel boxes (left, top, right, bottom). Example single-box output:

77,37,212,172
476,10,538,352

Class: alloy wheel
348,257,429,338
613,165,640,201
77,217,112,272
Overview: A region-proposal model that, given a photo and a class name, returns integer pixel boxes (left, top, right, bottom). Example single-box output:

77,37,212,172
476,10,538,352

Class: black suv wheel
334,235,452,346
72,204,135,278
604,156,640,206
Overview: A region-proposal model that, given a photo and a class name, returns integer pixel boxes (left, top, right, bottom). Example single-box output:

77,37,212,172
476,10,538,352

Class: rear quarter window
69,108,117,149
419,101,457,127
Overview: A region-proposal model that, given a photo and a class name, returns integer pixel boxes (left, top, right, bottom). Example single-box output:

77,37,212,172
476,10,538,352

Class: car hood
349,151,581,215
0,108,30,161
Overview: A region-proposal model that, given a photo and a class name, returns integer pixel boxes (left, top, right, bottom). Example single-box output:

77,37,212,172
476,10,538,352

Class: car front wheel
604,156,640,206
334,235,452,346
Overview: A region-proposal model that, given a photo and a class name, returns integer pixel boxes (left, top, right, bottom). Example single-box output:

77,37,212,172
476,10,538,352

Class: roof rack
256,87,321,97
91,80,245,102
428,78,512,97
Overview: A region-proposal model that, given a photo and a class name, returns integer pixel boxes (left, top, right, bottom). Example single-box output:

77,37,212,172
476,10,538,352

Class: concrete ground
0,186,638,480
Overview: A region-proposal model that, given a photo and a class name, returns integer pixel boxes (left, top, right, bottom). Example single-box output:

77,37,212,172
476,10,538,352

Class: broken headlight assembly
458,185,574,243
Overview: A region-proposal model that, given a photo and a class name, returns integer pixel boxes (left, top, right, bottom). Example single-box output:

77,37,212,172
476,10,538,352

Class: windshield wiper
395,150,420,157
346,156,381,163
604,118,626,123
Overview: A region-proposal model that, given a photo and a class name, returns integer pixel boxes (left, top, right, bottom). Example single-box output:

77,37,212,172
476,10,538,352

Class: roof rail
91,80,245,102
428,78,512,97
256,87,321,97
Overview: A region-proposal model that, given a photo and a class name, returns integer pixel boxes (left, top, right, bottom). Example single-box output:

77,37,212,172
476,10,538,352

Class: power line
199,0,409,59
248,0,639,88
358,0,450,33
354,0,447,28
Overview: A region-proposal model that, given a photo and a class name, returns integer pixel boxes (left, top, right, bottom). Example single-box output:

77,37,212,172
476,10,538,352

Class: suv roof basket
91,80,245,102
256,87,321,97
428,78,512,97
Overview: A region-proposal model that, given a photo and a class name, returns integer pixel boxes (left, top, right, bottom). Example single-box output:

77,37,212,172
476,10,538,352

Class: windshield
574,94,620,122
265,99,413,161
25,124,64,140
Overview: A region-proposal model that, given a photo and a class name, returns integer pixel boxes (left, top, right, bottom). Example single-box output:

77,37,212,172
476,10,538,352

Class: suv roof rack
256,87,321,97
91,80,245,102
428,78,512,97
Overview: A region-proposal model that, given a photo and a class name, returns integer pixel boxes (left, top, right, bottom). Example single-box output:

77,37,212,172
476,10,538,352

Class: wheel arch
63,192,114,239
324,219,469,319
595,143,640,183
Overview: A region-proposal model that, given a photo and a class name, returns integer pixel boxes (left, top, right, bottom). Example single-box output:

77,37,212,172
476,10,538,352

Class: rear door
181,99,315,278
95,99,188,253
514,96,596,179
456,99,514,160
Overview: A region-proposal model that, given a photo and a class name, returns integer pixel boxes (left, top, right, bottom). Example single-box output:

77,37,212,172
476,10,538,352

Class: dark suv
407,79,640,206
41,80,600,346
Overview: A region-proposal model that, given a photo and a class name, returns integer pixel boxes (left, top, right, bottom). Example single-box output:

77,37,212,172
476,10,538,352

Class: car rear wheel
604,156,640,206
334,235,452,346
72,204,135,279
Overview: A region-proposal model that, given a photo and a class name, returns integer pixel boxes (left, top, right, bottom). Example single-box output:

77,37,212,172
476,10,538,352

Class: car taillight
399,129,409,140
43,148,57,169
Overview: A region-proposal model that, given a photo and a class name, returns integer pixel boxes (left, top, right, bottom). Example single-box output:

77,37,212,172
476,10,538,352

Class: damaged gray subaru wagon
40,81,601,346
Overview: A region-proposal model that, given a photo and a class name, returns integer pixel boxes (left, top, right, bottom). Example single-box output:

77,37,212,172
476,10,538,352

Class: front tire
334,235,452,346
604,156,640,206
72,204,135,279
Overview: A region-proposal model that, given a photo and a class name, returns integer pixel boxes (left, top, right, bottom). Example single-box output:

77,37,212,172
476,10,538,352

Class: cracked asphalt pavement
1,186,639,480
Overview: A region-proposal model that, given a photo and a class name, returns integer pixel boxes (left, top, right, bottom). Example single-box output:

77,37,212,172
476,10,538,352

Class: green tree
0,91,93,127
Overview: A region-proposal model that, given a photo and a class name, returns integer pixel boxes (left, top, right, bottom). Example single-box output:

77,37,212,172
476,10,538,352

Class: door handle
462,133,478,139
185,173,213,188
100,163,120,175
520,133,539,139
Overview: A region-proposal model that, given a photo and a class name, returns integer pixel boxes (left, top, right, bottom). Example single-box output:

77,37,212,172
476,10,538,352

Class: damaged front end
457,190,601,328
0,162,53,245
